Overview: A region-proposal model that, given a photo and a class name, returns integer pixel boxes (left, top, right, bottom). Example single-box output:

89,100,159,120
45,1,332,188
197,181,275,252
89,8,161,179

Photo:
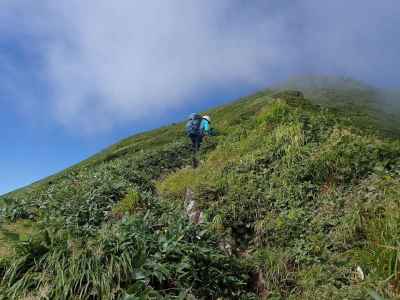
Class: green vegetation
279,76,400,137
1,78,400,299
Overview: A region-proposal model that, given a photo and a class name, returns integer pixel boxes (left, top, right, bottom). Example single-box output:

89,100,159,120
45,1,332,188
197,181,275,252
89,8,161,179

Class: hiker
186,113,211,154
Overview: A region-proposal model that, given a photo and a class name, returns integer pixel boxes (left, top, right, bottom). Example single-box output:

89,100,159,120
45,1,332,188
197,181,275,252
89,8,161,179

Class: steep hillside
1,83,400,299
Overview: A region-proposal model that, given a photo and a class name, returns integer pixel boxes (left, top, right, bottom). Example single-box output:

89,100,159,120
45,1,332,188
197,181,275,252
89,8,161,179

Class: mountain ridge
5,76,399,198
1,77,400,299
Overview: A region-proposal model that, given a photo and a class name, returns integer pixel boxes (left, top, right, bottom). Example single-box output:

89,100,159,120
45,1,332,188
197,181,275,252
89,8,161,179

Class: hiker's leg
190,136,197,153
196,136,203,152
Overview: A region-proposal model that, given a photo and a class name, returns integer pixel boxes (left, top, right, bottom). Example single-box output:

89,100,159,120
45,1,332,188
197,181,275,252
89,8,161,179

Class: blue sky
1,0,400,195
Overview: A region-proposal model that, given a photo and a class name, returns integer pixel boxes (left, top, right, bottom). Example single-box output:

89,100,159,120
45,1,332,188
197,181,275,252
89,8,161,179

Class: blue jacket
200,119,210,135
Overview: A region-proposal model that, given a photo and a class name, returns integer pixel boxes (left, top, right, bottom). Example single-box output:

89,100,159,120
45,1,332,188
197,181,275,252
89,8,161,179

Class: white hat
203,115,211,122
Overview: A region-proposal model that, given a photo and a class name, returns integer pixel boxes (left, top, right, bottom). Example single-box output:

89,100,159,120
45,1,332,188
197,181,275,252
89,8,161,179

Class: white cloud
1,0,399,133
27,1,292,133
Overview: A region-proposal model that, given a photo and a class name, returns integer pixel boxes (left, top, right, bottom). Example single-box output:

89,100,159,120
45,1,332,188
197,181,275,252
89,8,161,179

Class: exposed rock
218,236,235,256
185,189,204,224
355,266,365,281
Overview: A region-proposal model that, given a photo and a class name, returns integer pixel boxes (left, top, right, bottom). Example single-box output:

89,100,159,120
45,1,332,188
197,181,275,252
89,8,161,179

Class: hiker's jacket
200,119,210,135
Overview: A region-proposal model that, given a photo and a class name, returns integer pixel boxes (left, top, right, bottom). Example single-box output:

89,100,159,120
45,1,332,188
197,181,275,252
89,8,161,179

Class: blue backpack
186,114,202,137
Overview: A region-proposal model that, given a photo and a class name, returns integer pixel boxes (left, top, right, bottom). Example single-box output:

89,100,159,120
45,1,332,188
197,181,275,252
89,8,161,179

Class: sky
1,0,400,195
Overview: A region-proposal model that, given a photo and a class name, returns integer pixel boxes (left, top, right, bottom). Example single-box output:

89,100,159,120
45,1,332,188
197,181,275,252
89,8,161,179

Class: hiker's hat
203,115,211,122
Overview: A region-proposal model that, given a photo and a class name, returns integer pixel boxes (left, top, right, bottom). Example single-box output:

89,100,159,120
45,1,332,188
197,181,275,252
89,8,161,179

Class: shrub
1,211,256,299
112,189,143,218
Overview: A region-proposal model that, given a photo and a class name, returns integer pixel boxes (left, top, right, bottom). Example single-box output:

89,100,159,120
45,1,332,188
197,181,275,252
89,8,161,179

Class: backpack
186,114,202,137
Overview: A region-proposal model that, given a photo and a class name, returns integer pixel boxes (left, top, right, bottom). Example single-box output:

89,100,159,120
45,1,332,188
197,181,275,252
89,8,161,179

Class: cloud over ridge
1,0,399,133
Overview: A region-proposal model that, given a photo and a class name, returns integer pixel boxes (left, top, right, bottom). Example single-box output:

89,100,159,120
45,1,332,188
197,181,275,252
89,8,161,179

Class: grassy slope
7,76,399,198
279,75,400,137
5,122,185,198
1,79,400,299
